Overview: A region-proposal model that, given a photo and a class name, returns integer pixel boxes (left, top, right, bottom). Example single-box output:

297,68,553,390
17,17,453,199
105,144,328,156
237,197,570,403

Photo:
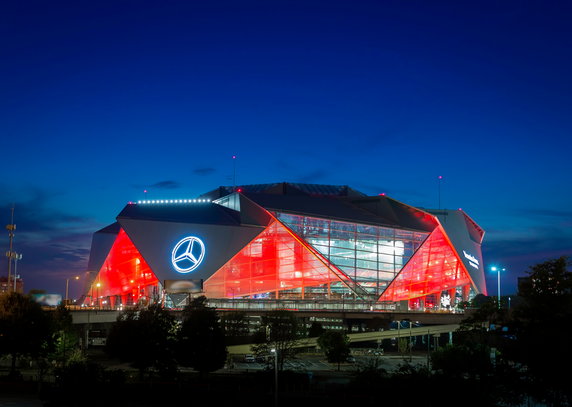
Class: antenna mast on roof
438,175,443,209
232,155,237,191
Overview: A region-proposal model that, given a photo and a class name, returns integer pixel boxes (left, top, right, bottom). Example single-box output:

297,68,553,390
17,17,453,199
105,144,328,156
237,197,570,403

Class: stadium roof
203,182,437,232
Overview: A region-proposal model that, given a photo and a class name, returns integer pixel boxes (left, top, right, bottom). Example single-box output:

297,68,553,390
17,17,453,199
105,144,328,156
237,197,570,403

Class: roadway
227,324,459,354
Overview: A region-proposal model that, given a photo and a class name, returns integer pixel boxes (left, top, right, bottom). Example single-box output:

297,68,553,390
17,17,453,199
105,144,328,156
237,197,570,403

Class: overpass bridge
226,324,460,355
67,309,463,350
69,309,465,326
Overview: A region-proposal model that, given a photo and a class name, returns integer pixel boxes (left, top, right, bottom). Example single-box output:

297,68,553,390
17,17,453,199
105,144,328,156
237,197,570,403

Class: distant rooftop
199,182,367,200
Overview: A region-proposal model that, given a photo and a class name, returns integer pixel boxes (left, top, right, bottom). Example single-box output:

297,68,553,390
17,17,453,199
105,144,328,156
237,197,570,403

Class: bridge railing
206,298,397,312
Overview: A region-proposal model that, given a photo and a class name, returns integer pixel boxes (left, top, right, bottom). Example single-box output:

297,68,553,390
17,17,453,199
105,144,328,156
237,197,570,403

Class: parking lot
229,352,429,373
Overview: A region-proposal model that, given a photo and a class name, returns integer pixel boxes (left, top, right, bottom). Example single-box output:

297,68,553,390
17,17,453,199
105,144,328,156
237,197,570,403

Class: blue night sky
1,0,571,299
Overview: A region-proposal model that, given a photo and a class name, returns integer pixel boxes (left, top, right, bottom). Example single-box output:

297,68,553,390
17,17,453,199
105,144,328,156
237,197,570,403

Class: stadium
83,182,487,312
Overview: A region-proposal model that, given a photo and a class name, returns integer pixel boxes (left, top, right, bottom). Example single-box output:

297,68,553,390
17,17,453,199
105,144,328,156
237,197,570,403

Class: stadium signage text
463,250,480,269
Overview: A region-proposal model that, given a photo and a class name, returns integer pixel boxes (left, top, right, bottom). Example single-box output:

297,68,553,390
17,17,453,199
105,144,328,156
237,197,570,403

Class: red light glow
89,229,159,305
204,220,343,298
378,226,472,302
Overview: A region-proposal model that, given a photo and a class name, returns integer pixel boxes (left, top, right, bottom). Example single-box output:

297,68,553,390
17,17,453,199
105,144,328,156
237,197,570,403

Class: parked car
244,354,256,363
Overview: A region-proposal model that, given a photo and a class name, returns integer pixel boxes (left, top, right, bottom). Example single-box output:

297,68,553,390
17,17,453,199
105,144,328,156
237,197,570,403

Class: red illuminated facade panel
85,183,487,309
204,220,344,299
378,226,472,303
89,228,159,306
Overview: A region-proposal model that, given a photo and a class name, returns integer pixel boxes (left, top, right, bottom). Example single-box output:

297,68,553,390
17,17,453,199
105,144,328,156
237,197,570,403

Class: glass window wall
276,212,428,297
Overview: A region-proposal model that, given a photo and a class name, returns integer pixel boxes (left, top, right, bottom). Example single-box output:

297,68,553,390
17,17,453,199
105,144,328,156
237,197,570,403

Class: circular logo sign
171,236,205,273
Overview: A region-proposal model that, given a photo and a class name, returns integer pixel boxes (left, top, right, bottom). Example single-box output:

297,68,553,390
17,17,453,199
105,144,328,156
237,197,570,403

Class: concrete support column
449,288,456,307
462,285,471,302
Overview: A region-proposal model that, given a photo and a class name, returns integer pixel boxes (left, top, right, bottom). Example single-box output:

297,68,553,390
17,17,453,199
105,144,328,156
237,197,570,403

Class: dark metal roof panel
117,202,241,225
87,222,119,272
351,197,438,232
199,182,368,200
243,192,435,231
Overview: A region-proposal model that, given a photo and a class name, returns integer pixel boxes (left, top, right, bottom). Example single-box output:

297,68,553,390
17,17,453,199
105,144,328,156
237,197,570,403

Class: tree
519,256,572,300
105,304,178,379
51,303,81,366
177,296,227,375
0,292,54,376
251,309,303,370
509,256,572,404
430,343,493,379
308,321,325,337
317,331,351,371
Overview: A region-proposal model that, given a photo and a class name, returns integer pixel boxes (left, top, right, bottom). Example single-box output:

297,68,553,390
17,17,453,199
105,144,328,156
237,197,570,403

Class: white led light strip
135,199,212,204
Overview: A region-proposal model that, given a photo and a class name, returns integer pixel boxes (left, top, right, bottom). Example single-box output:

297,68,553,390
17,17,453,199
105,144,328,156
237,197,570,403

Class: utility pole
409,321,413,362
12,252,22,292
5,205,16,292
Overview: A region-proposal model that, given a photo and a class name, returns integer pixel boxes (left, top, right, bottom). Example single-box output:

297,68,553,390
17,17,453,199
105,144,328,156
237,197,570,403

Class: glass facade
203,220,341,299
89,228,159,307
276,212,428,297
379,226,472,303
88,210,476,308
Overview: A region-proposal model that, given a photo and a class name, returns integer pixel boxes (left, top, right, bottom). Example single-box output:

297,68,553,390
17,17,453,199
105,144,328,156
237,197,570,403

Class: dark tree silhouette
251,309,303,370
51,303,81,366
317,330,351,371
0,292,54,376
177,296,227,375
308,321,325,337
105,304,177,379
510,256,572,404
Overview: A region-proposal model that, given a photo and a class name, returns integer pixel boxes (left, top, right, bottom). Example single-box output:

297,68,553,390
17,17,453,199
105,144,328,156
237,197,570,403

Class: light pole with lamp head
270,347,278,407
490,266,505,309
96,282,101,308
66,276,80,304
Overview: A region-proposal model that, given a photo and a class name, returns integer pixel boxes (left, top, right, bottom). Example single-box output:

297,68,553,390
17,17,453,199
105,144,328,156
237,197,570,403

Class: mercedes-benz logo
171,236,205,273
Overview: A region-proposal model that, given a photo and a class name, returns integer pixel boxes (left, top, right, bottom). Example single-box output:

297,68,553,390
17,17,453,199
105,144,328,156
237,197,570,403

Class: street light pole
409,320,413,362
498,268,500,308
66,276,80,304
491,266,506,309
271,348,278,407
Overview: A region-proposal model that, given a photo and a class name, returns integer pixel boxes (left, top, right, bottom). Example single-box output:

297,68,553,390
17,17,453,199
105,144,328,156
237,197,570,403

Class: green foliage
317,330,350,370
397,337,410,354
430,343,493,378
50,303,80,366
51,329,80,365
105,303,178,378
177,296,227,375
508,256,572,404
520,256,572,299
52,303,73,331
464,295,503,324
251,309,303,370
0,292,54,374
